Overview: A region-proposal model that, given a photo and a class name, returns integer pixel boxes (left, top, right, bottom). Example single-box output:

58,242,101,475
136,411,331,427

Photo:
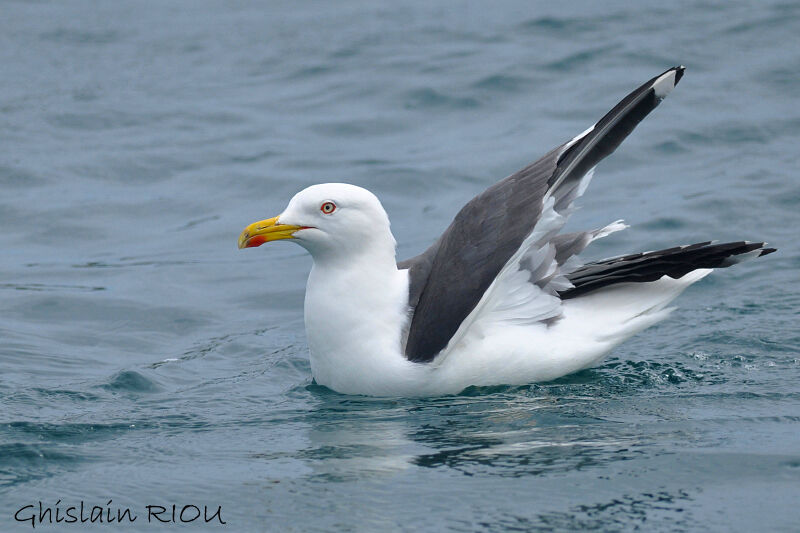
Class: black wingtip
759,247,777,257
674,65,685,85
560,241,778,300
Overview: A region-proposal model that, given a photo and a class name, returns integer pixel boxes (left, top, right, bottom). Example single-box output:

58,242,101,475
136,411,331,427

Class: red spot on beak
244,235,267,248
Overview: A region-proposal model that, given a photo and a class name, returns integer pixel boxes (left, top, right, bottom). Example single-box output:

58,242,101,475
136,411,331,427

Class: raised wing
399,67,685,363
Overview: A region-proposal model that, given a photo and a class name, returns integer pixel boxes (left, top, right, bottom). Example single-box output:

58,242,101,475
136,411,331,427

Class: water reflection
298,380,662,481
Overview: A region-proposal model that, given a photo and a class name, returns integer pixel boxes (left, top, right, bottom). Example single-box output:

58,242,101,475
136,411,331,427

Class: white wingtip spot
653,69,678,99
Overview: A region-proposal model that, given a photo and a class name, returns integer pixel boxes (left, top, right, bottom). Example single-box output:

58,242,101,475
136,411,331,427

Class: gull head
238,183,396,261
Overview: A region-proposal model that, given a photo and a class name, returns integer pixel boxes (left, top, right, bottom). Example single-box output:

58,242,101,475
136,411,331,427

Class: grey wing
400,67,685,363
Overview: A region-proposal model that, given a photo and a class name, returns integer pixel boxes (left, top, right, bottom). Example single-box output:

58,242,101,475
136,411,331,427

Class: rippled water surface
2,1,799,531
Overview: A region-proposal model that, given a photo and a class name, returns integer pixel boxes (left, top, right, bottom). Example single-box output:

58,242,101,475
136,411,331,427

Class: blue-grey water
2,1,799,531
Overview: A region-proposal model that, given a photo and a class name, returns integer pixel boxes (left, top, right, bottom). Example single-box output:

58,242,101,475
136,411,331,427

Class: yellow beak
238,216,308,249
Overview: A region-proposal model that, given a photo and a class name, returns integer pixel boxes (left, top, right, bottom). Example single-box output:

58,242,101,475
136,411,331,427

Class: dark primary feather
399,67,685,363
560,241,776,299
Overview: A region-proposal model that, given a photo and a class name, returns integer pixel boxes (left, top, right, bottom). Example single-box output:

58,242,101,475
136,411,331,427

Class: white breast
303,258,425,396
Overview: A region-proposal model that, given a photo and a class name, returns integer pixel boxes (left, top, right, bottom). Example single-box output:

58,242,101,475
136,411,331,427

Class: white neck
303,246,423,395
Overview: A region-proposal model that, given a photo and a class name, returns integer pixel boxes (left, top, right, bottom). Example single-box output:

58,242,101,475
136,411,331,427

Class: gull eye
320,201,336,214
